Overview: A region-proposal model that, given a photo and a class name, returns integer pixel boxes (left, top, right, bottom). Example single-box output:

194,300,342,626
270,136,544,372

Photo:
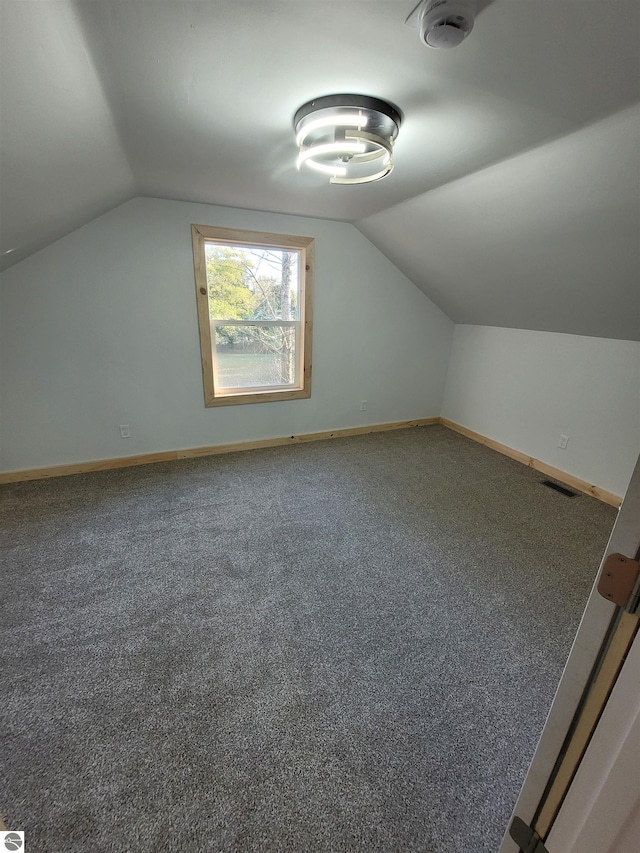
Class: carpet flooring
0,426,616,852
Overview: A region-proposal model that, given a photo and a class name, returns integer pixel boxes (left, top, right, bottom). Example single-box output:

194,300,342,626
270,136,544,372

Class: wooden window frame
191,224,314,407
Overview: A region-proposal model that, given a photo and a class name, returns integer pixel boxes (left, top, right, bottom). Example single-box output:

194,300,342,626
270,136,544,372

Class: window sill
205,386,312,407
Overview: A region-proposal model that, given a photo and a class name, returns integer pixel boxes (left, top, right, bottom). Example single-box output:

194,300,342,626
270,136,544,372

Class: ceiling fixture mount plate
294,94,402,185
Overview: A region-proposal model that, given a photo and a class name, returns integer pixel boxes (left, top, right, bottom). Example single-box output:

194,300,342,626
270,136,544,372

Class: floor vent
542,480,577,497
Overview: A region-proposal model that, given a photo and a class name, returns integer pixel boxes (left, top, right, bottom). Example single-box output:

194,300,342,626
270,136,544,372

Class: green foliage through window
192,224,313,406
205,242,299,384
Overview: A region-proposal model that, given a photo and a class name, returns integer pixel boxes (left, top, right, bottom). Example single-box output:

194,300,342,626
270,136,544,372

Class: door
500,455,640,853
545,627,640,853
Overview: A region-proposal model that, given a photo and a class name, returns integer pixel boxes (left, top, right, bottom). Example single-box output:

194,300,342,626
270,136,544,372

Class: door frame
499,455,640,852
545,625,640,852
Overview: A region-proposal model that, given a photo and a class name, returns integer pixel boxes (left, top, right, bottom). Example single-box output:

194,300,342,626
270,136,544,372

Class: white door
545,626,640,853
500,455,640,852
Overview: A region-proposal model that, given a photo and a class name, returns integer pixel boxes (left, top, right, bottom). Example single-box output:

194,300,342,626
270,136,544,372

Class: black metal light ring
293,94,403,132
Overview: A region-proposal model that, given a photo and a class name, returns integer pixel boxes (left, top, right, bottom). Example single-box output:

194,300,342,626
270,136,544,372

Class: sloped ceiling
0,0,136,270
358,106,640,340
1,0,638,339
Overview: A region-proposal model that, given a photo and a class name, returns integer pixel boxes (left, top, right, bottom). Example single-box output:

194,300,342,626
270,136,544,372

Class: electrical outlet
360,401,367,411
558,434,569,449
119,424,131,439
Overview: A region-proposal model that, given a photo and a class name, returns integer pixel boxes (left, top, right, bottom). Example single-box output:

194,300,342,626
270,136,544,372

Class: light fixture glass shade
293,94,401,185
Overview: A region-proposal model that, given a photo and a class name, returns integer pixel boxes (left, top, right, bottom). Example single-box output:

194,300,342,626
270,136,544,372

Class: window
191,225,314,407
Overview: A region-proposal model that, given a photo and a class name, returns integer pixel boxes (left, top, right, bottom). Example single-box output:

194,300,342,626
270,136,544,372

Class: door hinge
597,552,640,610
509,817,549,853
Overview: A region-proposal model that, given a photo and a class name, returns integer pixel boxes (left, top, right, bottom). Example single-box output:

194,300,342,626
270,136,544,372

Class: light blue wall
442,325,640,497
0,197,453,471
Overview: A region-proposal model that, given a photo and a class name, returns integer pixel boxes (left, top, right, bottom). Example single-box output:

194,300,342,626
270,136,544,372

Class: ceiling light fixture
293,94,402,185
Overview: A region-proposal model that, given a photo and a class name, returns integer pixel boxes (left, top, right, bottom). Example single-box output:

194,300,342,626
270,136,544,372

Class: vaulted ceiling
1,0,638,339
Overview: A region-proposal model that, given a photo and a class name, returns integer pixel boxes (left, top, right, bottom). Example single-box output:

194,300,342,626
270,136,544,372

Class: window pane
205,244,300,322
215,325,296,389
193,224,312,407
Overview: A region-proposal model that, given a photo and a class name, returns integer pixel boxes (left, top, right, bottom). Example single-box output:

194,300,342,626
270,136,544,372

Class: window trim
191,224,314,407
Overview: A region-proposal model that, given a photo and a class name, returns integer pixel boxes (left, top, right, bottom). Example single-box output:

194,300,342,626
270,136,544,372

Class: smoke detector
408,0,477,49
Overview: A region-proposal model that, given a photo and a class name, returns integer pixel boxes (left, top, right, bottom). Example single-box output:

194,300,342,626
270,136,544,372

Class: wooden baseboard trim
0,418,439,484
0,417,622,506
439,418,622,508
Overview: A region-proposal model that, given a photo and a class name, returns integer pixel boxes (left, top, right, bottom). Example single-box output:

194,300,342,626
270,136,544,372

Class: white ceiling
1,0,639,339
359,106,640,340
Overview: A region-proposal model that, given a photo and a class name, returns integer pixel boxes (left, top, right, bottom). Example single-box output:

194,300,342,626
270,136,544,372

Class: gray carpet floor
1,425,616,853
